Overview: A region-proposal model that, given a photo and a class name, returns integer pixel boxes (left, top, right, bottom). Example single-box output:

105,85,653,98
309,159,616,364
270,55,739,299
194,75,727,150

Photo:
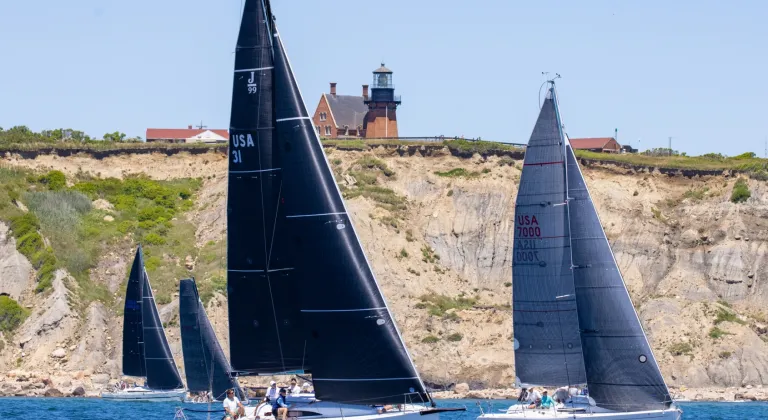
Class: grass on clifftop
575,150,768,173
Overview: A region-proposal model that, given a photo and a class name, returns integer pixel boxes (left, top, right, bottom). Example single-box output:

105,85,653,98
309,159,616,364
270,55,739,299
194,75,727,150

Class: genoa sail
227,0,307,374
512,89,587,387
564,139,671,411
180,279,244,401
122,246,146,377
271,22,430,405
142,269,184,390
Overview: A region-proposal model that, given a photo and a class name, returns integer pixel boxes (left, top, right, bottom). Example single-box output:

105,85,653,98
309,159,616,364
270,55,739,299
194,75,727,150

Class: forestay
565,140,671,411
227,0,307,374
180,279,244,400
512,89,587,387
271,25,430,405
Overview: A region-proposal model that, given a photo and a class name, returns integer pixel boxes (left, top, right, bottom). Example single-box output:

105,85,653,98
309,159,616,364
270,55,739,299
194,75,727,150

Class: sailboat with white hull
478,81,682,420
226,1,462,420
102,245,186,402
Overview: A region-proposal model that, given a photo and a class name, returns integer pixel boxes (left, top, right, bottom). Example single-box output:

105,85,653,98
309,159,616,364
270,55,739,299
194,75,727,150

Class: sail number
230,133,256,164
516,250,540,262
247,71,258,94
515,214,541,238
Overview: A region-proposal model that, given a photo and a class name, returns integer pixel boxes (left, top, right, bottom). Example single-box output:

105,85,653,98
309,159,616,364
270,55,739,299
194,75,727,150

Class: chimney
330,82,337,97
362,84,369,100
188,125,193,129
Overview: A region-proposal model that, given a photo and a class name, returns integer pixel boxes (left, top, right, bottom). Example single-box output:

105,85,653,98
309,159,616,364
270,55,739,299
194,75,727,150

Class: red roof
146,128,229,140
569,137,617,149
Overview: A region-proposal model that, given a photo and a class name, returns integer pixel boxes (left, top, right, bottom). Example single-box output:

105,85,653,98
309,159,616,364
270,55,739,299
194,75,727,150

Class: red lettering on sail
515,214,542,238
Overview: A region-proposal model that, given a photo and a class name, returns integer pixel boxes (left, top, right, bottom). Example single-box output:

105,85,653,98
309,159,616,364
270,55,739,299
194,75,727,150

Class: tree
103,131,127,142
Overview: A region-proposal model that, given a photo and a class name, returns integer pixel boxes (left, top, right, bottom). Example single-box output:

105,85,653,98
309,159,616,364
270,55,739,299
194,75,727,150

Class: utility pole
196,120,207,130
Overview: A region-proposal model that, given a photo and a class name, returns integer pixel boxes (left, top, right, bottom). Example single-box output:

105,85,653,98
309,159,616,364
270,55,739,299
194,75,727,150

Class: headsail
180,279,244,400
122,246,146,377
227,0,307,374
271,23,430,405
142,270,184,390
512,87,587,387
564,138,671,411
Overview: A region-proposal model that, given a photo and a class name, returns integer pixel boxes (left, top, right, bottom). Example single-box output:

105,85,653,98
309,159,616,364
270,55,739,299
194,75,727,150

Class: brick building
569,137,621,153
311,63,401,139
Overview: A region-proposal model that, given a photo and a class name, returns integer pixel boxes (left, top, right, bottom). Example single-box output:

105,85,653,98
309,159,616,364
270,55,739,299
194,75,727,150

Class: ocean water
0,398,765,420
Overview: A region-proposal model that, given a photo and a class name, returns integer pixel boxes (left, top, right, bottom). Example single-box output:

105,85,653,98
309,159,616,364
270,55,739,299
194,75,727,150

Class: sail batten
564,140,672,411
227,0,307,374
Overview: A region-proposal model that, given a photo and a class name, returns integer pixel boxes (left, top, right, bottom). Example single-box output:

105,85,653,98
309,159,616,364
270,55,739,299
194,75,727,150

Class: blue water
0,398,764,420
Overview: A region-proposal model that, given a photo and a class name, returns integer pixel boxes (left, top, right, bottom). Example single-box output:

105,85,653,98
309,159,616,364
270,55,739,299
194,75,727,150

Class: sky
0,0,766,156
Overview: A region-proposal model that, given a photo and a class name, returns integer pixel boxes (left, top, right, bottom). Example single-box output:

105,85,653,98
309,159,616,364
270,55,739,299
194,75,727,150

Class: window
315,126,320,135
319,112,327,121
325,126,331,136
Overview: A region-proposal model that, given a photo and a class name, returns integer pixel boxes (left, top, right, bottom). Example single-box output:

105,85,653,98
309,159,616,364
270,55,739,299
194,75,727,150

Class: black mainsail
271,21,430,404
227,0,307,374
121,245,184,390
180,278,244,400
122,246,146,377
564,138,671,411
512,88,587,387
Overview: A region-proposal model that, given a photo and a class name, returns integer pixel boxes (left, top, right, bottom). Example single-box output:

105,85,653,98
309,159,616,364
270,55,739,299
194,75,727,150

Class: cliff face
1,147,767,395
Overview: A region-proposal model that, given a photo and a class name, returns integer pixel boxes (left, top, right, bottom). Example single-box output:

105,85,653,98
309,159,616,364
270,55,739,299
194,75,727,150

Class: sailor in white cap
302,382,312,393
265,380,278,401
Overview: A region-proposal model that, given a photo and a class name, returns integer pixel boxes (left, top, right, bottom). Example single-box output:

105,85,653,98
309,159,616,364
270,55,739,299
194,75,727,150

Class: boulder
454,382,470,394
51,348,66,359
44,388,63,397
71,386,85,397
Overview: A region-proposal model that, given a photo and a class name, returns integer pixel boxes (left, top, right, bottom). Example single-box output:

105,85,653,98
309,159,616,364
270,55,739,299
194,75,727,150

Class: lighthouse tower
363,63,401,138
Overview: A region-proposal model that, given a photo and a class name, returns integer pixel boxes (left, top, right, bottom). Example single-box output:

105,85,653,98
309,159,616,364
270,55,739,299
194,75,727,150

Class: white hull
478,404,682,420
101,387,186,402
240,400,438,420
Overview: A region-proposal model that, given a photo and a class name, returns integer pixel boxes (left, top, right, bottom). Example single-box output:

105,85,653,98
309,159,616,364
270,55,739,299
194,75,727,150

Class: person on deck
272,388,289,420
290,378,302,395
540,390,556,409
516,388,529,402
302,382,312,393
224,388,246,420
526,388,542,409
265,380,278,402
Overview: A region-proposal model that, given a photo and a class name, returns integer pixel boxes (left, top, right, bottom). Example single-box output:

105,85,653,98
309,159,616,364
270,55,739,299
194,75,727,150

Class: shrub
683,187,709,201
447,189,454,197
446,333,463,342
709,327,731,339
355,156,395,177
143,232,166,245
504,282,512,287
405,229,415,242
399,248,409,259
9,213,40,238
434,168,479,178
714,308,745,325
421,245,440,263
421,335,439,344
0,296,29,332
719,351,732,359
731,178,751,203
419,293,477,317
38,170,66,191
407,267,420,276
668,342,693,356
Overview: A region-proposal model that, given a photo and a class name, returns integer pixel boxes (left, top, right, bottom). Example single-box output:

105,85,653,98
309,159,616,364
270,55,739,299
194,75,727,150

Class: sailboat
101,245,186,402
179,278,247,403
477,81,682,420
226,1,462,419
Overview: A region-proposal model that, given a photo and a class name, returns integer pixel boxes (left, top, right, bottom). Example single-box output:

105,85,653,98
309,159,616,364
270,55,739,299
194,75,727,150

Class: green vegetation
405,229,415,242
421,245,440,263
719,351,732,359
443,139,521,154
504,282,512,287
398,248,409,260
434,168,480,178
709,327,732,339
575,149,768,174
714,308,746,325
717,300,732,308
651,207,663,220
0,296,29,332
498,156,515,167
355,156,395,177
37,170,67,191
731,178,751,203
421,335,439,344
668,342,693,356
446,333,463,342
407,267,420,276
418,293,478,318
447,189,454,197
683,187,709,201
